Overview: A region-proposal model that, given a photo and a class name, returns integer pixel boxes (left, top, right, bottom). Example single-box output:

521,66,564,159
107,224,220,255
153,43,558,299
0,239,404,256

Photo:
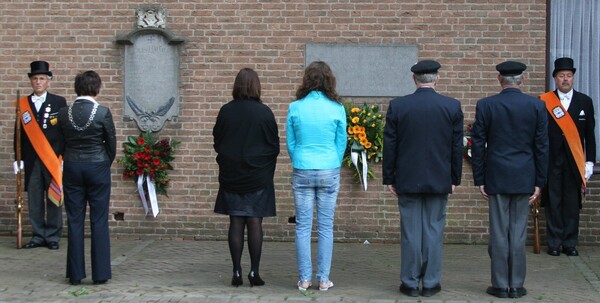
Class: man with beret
383,60,463,298
471,61,549,299
14,61,67,250
540,57,596,257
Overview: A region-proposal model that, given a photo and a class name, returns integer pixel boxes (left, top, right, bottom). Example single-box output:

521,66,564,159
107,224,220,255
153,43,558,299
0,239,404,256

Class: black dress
212,98,279,217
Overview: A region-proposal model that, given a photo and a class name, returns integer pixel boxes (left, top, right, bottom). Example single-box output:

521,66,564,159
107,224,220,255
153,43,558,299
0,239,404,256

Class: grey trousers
488,194,529,289
27,159,63,244
398,193,448,288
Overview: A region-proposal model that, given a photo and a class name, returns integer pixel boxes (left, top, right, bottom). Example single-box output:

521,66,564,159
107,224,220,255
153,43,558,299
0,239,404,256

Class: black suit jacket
58,99,117,164
383,87,463,194
14,92,67,190
546,90,596,185
471,88,549,195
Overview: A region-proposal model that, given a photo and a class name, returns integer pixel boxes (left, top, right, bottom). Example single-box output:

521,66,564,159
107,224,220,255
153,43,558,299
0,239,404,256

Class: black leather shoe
47,241,59,250
562,247,579,256
69,279,81,285
486,286,509,298
421,284,441,297
247,271,265,286
509,287,527,298
547,247,560,256
231,270,243,287
23,241,45,249
399,284,419,297
93,280,107,285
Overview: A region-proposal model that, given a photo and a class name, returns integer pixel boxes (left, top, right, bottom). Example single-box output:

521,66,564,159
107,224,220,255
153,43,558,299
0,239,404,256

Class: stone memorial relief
116,7,185,132
305,43,418,97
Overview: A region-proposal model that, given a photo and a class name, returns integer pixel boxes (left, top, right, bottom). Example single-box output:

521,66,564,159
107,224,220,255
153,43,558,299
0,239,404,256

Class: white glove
585,161,594,181
13,161,24,174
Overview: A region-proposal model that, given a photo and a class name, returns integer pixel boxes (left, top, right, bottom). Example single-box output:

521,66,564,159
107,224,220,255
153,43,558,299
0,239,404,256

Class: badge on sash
22,111,32,124
552,106,565,119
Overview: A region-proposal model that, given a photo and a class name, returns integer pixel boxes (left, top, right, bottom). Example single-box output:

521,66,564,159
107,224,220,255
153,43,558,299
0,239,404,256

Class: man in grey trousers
383,60,463,298
471,61,549,299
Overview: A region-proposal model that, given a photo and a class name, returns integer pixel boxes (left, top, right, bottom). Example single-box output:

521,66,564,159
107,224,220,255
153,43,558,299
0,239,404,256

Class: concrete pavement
0,237,598,302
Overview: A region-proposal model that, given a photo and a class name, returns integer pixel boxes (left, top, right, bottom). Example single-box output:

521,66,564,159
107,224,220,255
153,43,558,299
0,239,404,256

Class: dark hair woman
213,68,280,287
58,70,116,285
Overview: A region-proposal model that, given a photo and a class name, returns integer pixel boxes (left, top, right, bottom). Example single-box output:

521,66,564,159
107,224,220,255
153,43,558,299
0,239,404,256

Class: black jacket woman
213,68,280,287
58,70,116,285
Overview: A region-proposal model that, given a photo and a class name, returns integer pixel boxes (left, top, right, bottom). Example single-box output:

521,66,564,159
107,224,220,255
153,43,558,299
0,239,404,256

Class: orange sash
540,92,586,187
19,96,63,206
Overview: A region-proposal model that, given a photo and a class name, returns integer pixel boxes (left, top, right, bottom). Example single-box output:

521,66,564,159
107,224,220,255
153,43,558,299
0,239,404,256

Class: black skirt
214,183,276,217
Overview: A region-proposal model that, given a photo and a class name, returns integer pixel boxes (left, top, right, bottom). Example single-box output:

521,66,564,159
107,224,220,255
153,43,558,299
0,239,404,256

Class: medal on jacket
552,106,565,119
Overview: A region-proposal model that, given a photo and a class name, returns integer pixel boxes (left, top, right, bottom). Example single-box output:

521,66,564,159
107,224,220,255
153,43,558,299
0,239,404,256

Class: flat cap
496,61,527,76
411,60,441,74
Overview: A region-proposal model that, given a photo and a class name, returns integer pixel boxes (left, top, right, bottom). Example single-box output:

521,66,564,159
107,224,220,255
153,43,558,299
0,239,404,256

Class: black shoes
23,241,60,249
231,270,243,287
509,287,527,298
547,247,560,256
47,241,59,250
248,271,265,286
486,286,509,298
23,241,45,249
399,284,419,297
69,279,81,285
422,284,441,297
548,246,579,256
562,247,579,256
94,280,108,285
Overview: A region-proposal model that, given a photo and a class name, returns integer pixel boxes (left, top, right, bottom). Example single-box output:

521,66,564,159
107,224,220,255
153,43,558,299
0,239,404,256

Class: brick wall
1,0,598,245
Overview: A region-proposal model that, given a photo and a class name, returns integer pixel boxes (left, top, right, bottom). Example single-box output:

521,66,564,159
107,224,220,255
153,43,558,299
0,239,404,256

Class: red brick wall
1,0,597,244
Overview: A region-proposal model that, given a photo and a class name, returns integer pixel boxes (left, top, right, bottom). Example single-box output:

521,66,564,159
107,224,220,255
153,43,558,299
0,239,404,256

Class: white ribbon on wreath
350,142,368,191
137,174,160,217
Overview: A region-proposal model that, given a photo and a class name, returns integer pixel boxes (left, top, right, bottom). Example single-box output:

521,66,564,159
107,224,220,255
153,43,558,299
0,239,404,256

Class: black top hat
552,57,576,77
496,61,527,76
28,61,53,78
411,60,441,74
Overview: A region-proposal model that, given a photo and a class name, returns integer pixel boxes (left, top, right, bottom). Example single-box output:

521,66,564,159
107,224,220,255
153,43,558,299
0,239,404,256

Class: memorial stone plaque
116,8,185,132
305,44,418,97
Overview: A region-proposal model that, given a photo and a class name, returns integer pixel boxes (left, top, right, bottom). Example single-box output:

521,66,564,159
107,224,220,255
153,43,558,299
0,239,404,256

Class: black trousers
64,160,112,281
27,159,63,244
544,151,581,249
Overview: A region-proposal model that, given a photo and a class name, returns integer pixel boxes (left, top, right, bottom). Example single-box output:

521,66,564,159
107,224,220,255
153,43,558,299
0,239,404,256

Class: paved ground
0,237,598,302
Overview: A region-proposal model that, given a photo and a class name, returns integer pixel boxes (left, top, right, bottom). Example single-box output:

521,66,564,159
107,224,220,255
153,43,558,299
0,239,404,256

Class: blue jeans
293,168,340,283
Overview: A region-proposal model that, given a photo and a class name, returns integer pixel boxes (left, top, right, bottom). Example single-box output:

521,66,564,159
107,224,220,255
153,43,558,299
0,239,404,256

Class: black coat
546,90,596,182
213,99,280,193
471,88,549,195
383,87,463,194
14,92,67,190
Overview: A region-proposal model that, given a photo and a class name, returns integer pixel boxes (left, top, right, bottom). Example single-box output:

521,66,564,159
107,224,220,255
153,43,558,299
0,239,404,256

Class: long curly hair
295,61,341,104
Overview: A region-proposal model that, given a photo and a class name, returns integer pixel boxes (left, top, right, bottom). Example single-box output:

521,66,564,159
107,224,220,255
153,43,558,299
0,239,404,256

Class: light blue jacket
286,91,347,169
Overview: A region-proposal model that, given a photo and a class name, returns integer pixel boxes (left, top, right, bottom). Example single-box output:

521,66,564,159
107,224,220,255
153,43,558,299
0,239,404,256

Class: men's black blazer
471,88,549,195
14,92,67,190
546,90,596,186
383,87,463,194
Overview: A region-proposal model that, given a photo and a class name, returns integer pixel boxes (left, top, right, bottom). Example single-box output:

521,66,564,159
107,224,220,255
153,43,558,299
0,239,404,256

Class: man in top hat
539,57,596,257
471,61,548,299
383,60,463,298
14,61,67,249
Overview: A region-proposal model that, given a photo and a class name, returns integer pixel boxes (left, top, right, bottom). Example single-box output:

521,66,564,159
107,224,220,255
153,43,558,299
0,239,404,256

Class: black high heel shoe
231,270,243,287
248,271,265,286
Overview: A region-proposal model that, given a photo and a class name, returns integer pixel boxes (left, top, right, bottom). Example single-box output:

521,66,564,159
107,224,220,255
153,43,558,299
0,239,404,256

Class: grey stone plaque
117,28,185,132
305,44,418,97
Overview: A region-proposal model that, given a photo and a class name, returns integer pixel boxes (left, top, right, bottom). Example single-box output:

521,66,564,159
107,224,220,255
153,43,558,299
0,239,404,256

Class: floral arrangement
342,102,384,179
118,131,180,196
463,122,473,160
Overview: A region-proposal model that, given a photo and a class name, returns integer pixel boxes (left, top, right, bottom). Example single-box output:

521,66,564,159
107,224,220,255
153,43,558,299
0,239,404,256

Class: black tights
228,216,263,274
